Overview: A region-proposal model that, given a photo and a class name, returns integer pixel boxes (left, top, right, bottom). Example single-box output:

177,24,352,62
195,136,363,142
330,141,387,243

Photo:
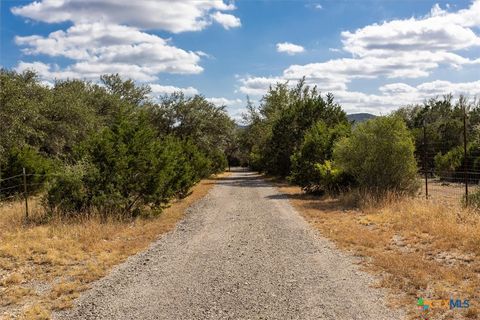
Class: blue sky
1,0,480,120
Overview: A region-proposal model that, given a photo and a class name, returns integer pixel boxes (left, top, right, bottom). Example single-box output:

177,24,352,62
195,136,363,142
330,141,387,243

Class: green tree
263,82,348,176
334,116,419,195
147,92,234,171
289,121,351,194
0,69,49,162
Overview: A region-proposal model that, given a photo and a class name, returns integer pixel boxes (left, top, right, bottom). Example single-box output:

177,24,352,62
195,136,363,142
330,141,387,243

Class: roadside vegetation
239,79,480,319
0,175,225,319
2,69,479,319
0,69,235,318
1,70,235,215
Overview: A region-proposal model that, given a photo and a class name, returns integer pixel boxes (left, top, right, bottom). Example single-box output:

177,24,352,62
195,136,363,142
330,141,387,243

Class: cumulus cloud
239,1,480,114
276,42,305,55
11,0,240,33
11,1,241,85
206,97,242,107
337,80,480,114
211,12,241,29
14,22,204,83
341,1,480,57
238,76,284,96
15,23,203,81
150,84,199,96
15,60,161,82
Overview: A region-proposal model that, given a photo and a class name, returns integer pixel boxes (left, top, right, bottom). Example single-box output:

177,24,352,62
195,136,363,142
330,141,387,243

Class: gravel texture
55,169,403,320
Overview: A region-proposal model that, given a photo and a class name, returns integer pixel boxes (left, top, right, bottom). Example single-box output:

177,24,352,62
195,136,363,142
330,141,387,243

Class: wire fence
416,108,480,207
0,168,59,219
2,109,480,216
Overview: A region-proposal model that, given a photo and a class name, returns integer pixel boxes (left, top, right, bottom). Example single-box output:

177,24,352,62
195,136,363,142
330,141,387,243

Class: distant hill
347,113,376,123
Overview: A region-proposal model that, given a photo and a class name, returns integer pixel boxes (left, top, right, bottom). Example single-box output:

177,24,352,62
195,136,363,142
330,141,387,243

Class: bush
434,143,480,183
44,162,92,214
334,116,419,196
45,110,211,217
0,146,54,197
208,149,228,173
289,121,352,194
434,145,463,179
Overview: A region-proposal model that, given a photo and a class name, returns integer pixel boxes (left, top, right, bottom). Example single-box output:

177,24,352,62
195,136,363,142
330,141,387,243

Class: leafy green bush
44,162,92,214
45,109,212,217
334,116,419,196
434,143,480,182
0,146,54,197
289,121,352,194
434,145,463,179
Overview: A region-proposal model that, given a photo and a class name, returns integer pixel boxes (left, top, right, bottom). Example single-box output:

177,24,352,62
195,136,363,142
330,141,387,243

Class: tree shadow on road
209,172,272,188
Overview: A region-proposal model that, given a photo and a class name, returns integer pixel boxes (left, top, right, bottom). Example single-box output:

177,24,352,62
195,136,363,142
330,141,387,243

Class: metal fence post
23,167,29,219
423,121,428,199
463,107,468,206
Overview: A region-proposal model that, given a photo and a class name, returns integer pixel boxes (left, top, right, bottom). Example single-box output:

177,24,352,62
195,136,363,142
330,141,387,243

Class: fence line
0,168,58,220
418,105,480,206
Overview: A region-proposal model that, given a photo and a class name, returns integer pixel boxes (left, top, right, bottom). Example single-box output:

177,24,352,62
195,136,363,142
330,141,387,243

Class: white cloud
305,3,322,10
12,0,240,33
276,42,305,55
11,1,241,88
211,12,241,29
150,84,198,96
206,97,242,107
337,80,480,114
283,52,479,81
341,6,480,57
239,1,480,114
15,23,202,75
14,22,203,82
15,60,162,82
238,76,284,96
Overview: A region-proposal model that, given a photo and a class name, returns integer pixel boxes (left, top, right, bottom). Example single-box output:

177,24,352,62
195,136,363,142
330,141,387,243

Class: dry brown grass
0,173,226,319
276,183,480,320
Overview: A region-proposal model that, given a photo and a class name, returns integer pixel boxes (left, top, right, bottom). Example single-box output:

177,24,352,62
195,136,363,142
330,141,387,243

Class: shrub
0,146,54,197
208,149,228,173
434,143,480,182
434,145,463,179
44,162,92,214
334,116,419,196
44,109,210,217
289,121,352,194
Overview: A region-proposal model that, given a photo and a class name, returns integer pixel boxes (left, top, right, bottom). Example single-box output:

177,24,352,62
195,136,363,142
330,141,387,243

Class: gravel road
55,169,403,320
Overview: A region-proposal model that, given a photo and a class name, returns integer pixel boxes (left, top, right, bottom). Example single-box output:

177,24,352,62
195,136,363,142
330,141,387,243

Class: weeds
0,174,225,319
277,183,480,320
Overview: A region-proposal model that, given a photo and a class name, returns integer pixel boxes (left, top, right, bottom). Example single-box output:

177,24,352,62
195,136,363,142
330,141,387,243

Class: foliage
334,116,419,195
146,92,234,171
394,95,480,174
0,146,54,197
0,69,49,161
45,108,213,216
289,121,352,194
240,79,348,176
1,69,233,217
44,162,91,213
434,142,480,182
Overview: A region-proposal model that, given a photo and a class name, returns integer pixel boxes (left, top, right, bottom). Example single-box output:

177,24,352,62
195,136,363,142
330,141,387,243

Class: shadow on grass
266,192,351,212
